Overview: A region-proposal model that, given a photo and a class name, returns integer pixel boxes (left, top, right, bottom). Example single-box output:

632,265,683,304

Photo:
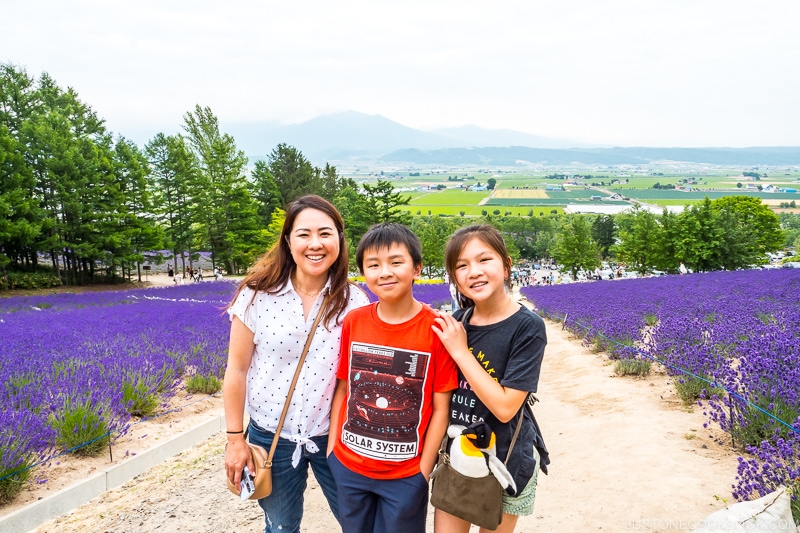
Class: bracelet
226,430,244,435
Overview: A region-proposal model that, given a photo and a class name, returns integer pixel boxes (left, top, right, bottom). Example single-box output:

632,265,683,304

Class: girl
223,195,370,533
432,224,548,533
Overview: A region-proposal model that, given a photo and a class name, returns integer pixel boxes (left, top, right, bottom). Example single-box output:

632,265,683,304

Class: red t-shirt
332,302,458,479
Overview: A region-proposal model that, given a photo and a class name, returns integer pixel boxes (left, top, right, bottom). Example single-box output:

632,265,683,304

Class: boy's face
362,243,421,304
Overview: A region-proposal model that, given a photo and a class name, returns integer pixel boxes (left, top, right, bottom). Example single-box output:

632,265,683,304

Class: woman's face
287,208,340,280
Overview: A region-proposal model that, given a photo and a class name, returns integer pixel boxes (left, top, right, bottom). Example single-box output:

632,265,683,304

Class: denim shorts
502,445,540,516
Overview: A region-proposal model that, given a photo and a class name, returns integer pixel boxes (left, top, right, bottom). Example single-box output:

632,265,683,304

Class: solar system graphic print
342,341,430,461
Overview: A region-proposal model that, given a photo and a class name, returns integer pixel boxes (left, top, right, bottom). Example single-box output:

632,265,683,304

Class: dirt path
26,298,739,533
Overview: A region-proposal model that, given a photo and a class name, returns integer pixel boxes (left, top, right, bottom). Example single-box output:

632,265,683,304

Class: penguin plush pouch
430,414,524,531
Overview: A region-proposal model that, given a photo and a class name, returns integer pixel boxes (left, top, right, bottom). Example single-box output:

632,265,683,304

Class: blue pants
248,421,340,533
327,451,429,533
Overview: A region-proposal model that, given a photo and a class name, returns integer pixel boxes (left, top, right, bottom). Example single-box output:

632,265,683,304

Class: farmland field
407,189,488,204
350,168,800,216
623,189,800,201
492,189,549,199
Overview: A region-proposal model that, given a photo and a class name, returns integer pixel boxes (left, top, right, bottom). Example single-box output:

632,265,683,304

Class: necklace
294,282,322,298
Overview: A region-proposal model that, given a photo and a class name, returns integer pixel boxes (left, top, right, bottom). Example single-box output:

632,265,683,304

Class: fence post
729,392,735,449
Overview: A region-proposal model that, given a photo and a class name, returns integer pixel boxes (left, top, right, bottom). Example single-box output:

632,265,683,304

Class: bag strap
248,292,331,463
438,307,527,467
503,399,528,466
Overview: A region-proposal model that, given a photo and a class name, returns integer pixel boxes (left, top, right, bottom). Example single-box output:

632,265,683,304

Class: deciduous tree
552,215,599,280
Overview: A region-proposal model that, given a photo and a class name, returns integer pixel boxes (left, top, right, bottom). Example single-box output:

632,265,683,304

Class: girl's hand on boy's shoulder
431,313,468,355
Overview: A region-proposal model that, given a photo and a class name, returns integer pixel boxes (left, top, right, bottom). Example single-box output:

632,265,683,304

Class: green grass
406,189,489,205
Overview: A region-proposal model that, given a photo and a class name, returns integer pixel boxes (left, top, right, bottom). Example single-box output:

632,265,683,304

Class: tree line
0,64,793,289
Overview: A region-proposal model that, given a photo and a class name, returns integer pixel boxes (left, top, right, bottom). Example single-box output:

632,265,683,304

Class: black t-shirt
449,304,547,495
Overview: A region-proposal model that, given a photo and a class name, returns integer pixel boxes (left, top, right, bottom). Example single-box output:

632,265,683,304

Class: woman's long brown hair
229,195,352,329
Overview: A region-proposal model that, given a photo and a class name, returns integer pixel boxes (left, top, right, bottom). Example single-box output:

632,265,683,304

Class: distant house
745,184,759,190
590,195,602,201
782,188,798,193
471,185,487,192
762,185,778,193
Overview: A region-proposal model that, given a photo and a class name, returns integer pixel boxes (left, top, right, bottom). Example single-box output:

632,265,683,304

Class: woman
224,195,369,533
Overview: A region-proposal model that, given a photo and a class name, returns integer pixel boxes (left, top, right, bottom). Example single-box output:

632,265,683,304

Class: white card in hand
240,465,256,500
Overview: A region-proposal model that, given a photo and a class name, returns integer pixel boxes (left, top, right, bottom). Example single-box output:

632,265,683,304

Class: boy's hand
432,314,469,360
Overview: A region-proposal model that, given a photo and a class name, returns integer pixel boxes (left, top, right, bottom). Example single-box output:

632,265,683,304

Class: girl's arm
420,390,453,481
432,313,528,422
223,316,256,487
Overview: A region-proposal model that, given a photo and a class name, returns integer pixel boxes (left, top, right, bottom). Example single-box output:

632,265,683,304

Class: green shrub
0,460,31,504
673,375,724,405
185,374,222,395
50,399,110,456
731,394,800,448
122,379,159,418
4,271,62,290
614,358,652,377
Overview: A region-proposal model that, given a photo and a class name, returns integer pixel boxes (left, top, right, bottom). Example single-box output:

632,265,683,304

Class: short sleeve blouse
228,281,370,444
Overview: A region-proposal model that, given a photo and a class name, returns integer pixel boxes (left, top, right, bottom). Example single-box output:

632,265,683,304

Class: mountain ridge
221,111,800,166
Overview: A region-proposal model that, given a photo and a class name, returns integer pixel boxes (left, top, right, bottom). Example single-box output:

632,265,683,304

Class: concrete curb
0,415,226,533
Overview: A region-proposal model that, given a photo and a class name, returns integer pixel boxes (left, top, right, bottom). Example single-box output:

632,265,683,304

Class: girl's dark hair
444,224,513,308
229,195,351,329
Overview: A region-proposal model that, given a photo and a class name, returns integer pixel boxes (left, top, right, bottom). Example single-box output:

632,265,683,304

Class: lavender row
521,270,800,514
0,281,237,500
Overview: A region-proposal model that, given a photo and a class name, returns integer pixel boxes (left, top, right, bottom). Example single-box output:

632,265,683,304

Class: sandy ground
3,281,741,532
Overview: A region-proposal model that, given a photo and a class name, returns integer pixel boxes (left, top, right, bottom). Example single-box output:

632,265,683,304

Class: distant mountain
379,146,800,166
222,112,800,166
429,125,593,149
224,111,587,162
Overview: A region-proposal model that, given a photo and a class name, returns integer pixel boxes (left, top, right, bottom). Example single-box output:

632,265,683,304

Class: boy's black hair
355,223,423,273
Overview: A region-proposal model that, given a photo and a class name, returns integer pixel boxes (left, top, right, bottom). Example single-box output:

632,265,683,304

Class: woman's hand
225,435,255,489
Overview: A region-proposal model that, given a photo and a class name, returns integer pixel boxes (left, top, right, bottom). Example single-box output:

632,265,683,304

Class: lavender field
0,281,236,502
0,280,451,503
522,270,800,519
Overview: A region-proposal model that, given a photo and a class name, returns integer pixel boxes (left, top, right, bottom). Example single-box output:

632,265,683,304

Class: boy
327,223,457,533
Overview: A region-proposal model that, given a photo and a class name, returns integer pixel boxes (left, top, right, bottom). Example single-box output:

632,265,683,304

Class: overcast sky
4,1,799,147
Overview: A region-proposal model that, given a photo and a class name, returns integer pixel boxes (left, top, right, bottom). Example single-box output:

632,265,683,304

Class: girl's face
453,237,509,305
287,208,340,281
